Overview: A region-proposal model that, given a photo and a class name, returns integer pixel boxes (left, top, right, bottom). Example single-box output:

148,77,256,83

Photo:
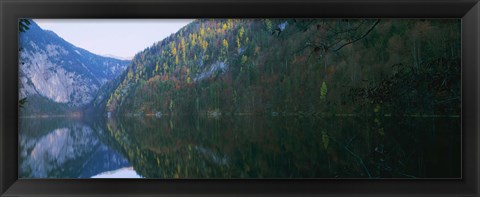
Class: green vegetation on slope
106,19,460,117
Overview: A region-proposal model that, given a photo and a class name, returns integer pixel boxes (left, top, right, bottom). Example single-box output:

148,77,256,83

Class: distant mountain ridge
19,20,130,114
102,54,132,61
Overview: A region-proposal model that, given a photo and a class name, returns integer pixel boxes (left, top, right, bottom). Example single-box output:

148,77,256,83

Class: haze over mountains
101,54,133,61
19,21,130,115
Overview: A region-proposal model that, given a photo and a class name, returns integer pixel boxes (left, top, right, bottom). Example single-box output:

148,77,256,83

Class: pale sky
34,19,194,60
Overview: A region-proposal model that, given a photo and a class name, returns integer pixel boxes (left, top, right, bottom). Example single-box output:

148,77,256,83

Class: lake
19,114,460,178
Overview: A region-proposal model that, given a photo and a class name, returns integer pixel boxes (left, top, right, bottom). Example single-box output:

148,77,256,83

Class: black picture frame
1,0,479,196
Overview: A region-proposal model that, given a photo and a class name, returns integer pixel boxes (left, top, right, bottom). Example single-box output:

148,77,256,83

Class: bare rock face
19,21,130,108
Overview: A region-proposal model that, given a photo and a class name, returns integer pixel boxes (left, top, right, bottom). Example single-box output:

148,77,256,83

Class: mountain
105,19,460,117
19,20,130,115
102,54,132,61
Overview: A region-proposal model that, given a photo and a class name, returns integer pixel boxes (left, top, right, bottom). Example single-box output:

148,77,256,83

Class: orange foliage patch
147,75,162,84
293,55,307,64
326,66,336,76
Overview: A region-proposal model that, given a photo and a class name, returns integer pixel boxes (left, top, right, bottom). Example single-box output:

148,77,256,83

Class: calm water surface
19,115,460,178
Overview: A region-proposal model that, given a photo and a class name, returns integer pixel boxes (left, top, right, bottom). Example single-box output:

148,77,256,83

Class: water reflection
19,115,460,178
104,115,460,178
19,117,136,178
91,167,141,178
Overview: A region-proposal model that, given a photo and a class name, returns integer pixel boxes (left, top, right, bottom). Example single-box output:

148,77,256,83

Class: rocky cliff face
19,21,130,110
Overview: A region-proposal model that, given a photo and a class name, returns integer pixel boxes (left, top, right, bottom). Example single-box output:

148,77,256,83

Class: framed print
1,0,479,196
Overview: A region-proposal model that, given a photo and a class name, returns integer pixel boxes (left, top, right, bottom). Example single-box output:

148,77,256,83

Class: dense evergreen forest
103,19,460,118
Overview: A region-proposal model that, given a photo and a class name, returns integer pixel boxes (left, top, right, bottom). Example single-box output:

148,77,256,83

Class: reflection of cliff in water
105,115,460,178
19,117,134,178
18,113,460,178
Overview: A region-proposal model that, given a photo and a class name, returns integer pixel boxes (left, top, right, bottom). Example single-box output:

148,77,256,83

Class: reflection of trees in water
105,114,460,178
17,114,460,178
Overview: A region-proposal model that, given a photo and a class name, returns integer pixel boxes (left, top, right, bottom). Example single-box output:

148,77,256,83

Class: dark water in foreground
19,115,460,178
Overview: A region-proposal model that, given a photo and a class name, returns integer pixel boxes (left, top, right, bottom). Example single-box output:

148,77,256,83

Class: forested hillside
105,19,460,117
